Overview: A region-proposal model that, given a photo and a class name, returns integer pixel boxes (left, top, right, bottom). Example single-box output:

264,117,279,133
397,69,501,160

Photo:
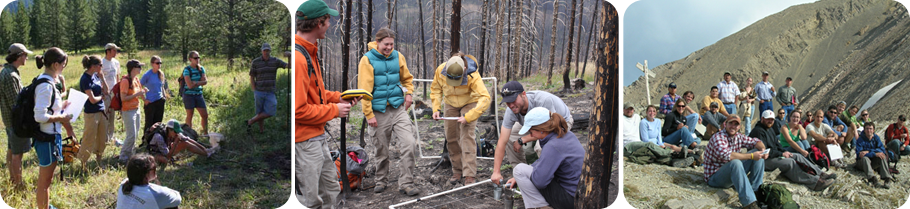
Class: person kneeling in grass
148,119,216,165
117,153,181,209
505,107,583,209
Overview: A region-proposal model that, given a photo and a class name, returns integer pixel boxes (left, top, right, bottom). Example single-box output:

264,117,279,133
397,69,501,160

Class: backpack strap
34,77,57,133
296,44,324,104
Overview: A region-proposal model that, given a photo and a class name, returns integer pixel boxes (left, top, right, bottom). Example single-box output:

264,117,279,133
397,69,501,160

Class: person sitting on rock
806,110,841,164
633,105,697,167
149,119,216,165
855,122,893,189
621,103,642,147
700,86,730,118
801,110,815,128
704,115,767,209
858,110,871,127
779,110,810,156
505,107,583,209
663,100,699,150
680,90,702,132
832,102,857,148
886,115,910,156
701,102,727,141
773,108,787,136
751,110,836,191
823,105,852,168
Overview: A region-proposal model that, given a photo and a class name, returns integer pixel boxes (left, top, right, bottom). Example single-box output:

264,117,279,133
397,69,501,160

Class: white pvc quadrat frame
411,77,500,160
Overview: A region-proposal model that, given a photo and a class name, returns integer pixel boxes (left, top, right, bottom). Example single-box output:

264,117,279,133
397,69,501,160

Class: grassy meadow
0,47,291,208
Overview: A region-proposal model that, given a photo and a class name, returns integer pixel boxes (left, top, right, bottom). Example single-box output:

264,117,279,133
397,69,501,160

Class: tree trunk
359,0,365,55
574,2,616,207
493,2,506,81
510,0,523,81
419,0,429,98
451,0,461,54
580,0,599,79
561,0,576,92
545,0,559,86
340,0,354,196
479,0,489,76
573,0,584,78
433,0,438,65
368,0,373,37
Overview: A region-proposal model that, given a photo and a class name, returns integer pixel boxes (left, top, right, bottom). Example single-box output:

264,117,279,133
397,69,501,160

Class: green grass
0,47,291,208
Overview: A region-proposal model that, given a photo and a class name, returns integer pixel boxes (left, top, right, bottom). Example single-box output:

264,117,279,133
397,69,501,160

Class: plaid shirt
717,81,740,104
659,93,681,115
704,130,760,182
0,64,23,126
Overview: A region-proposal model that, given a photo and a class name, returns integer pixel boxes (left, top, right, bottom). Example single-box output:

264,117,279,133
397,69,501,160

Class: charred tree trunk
573,0,584,78
451,0,461,54
479,0,489,76
433,0,439,66
580,0,599,79
493,2,507,81
510,0,524,81
574,2,617,207
419,0,429,98
545,0,559,86
561,0,577,92
359,0,365,55
340,0,354,196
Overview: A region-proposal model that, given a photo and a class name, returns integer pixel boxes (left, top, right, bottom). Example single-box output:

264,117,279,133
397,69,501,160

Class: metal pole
389,179,493,209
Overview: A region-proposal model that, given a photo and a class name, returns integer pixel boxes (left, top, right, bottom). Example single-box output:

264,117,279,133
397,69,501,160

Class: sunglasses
501,89,522,97
154,62,163,65
862,114,869,116
445,73,462,81
678,105,687,108
191,57,201,60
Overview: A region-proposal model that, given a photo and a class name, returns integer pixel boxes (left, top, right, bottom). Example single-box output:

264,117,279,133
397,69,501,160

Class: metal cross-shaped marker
636,60,656,105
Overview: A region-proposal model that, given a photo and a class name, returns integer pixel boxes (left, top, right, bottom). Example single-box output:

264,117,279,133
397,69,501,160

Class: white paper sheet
439,117,461,121
63,88,88,123
827,144,844,160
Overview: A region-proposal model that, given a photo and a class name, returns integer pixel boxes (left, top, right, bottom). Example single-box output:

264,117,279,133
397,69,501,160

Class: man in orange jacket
294,1,360,208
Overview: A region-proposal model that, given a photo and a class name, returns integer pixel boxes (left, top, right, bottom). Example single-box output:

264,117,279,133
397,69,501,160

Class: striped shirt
182,66,206,95
704,130,761,182
717,81,740,104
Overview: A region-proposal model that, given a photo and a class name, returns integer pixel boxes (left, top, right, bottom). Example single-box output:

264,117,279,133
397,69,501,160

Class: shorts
6,127,32,155
254,90,277,116
34,133,62,167
182,93,207,109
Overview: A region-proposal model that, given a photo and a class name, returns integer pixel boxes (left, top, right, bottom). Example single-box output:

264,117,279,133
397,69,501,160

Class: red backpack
807,145,830,171
110,76,131,111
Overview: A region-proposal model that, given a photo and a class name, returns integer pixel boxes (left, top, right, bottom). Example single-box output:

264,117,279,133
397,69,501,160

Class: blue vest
365,49,404,113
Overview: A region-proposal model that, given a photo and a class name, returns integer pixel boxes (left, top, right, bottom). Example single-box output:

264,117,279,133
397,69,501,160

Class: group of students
0,42,226,209
623,70,910,208
294,1,584,208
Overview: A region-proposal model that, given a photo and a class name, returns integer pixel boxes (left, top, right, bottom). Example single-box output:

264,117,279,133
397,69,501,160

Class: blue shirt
754,81,775,101
822,115,846,136
141,70,165,102
639,119,663,146
182,66,205,95
531,131,584,197
79,73,105,113
855,132,887,159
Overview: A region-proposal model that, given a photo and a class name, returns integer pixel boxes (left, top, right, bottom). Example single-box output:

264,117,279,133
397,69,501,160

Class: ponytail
82,55,102,70
35,47,67,70
530,112,570,138
35,55,45,69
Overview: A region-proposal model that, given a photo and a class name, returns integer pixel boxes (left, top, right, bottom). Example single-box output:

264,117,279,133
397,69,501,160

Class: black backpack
138,122,169,154
807,145,830,171
12,77,56,141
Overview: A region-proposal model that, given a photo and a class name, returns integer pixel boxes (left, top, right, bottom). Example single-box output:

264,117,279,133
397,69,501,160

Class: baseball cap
762,110,775,119
261,43,271,51
724,71,732,76
443,56,466,87
762,71,770,75
126,59,145,69
500,81,525,104
710,102,719,108
786,77,792,81
727,115,742,124
668,82,677,88
166,119,183,134
8,43,33,55
104,43,121,51
518,107,551,135
297,0,339,20
624,102,635,110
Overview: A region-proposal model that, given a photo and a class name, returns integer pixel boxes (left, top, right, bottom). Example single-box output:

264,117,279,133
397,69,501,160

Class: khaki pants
370,105,417,187
296,134,340,209
77,112,108,162
505,117,574,164
103,94,116,142
445,103,478,178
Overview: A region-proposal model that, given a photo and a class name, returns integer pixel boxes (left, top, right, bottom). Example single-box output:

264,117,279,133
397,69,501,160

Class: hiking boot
743,201,761,209
672,146,688,159
374,183,386,193
820,172,838,180
881,179,891,189
671,156,695,168
448,175,461,185
464,176,476,185
399,185,421,196
867,176,880,187
693,148,705,166
812,178,835,191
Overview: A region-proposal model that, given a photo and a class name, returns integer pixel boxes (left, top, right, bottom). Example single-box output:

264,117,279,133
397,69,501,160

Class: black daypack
138,122,169,154
807,145,830,171
12,77,56,141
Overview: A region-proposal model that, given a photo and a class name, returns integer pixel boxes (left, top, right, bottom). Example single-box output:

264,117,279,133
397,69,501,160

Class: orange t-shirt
120,76,143,111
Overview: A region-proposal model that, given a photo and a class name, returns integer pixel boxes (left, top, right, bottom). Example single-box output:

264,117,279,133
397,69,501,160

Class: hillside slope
624,0,910,120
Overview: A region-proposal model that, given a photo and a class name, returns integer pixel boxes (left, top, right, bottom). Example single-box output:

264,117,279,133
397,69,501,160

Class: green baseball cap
297,0,339,20
166,119,183,134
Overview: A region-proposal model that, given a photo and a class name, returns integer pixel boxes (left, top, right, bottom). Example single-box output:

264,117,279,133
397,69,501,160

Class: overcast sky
623,0,817,86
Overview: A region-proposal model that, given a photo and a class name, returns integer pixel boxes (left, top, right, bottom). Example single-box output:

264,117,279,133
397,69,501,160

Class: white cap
762,110,775,119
